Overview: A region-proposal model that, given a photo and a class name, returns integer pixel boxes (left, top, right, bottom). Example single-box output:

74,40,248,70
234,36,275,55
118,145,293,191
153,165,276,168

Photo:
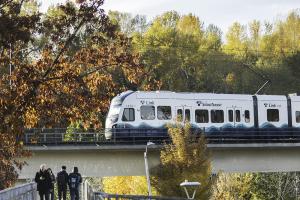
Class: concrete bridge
19,142,300,180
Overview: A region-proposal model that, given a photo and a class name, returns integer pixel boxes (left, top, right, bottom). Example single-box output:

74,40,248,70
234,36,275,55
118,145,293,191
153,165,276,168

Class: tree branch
41,63,118,84
42,1,100,79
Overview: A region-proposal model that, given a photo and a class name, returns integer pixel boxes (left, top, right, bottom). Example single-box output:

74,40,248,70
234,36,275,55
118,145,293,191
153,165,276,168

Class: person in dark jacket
35,164,51,200
47,168,55,200
68,167,82,200
57,165,69,200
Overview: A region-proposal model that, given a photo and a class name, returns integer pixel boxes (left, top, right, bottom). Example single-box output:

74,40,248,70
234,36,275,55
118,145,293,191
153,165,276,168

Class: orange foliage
0,0,158,189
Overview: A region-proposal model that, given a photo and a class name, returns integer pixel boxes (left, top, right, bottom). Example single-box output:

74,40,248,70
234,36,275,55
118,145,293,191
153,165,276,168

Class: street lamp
144,141,155,196
180,180,201,200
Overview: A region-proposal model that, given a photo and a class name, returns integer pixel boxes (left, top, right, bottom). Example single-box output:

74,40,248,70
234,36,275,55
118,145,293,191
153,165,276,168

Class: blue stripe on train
112,122,300,138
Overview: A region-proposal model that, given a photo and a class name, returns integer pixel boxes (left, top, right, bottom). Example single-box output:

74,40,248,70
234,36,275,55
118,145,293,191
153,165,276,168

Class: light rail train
105,91,300,139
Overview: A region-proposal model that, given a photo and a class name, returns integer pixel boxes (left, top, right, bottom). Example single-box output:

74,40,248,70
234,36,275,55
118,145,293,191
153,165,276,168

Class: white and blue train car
105,91,300,139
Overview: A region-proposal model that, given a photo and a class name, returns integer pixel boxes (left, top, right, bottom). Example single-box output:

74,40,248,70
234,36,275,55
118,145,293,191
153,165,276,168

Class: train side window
228,110,233,122
235,110,241,122
245,110,250,123
296,111,300,123
211,110,224,123
157,106,172,120
185,109,190,122
195,109,209,123
122,108,135,121
267,109,279,122
140,106,155,120
177,109,183,121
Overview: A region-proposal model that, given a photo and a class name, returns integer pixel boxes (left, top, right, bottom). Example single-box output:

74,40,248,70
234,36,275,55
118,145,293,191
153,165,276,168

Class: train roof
135,91,254,100
133,91,298,101
116,91,299,101
256,95,287,101
289,93,300,101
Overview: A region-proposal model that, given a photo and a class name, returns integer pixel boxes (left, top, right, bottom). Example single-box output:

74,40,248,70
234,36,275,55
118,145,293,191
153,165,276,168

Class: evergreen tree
151,123,212,199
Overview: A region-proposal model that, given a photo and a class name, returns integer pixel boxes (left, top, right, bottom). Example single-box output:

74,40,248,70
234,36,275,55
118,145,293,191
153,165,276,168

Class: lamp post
180,180,201,200
144,141,155,196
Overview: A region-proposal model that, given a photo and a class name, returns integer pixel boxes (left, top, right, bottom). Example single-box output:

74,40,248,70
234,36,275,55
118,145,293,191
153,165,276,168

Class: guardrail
0,182,37,200
22,128,300,145
83,180,96,200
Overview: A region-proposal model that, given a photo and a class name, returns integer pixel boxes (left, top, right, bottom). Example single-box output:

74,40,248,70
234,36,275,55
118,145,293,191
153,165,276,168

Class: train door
227,106,242,127
175,106,192,123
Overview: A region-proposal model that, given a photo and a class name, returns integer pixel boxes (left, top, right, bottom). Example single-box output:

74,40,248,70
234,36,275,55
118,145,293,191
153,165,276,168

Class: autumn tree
0,0,150,189
251,172,300,200
211,172,300,200
101,176,156,195
211,173,254,200
151,123,212,199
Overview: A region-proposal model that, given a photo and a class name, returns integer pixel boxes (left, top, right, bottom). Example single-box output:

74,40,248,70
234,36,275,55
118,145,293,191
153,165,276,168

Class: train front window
141,106,155,120
195,109,208,123
158,106,172,120
296,111,300,123
111,97,122,106
122,108,135,121
211,110,224,123
267,109,279,122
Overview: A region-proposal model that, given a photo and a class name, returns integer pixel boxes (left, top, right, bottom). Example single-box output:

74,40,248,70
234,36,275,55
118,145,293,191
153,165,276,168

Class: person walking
68,167,82,200
57,165,69,200
35,164,51,200
47,168,55,200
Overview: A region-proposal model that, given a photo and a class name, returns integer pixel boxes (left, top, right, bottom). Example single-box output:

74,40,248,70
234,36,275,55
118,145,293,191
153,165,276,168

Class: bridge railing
83,180,97,200
0,182,37,200
22,128,300,145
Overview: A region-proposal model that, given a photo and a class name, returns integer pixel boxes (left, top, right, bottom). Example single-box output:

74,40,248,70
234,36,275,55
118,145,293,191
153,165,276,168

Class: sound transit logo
196,101,222,107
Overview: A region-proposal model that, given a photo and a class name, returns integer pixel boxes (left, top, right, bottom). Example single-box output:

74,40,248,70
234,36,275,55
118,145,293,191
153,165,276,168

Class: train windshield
106,91,135,129
111,97,122,107
108,106,120,117
106,97,122,126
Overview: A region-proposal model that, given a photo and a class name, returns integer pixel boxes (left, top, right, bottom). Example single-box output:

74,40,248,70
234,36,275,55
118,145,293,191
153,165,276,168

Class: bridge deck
18,129,300,179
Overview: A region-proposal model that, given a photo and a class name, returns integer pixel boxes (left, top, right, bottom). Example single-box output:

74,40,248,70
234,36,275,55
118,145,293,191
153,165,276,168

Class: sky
40,0,300,33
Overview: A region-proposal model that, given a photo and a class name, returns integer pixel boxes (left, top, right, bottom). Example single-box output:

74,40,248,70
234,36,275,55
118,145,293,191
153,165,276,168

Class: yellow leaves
103,176,155,195
211,173,254,200
24,106,39,128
